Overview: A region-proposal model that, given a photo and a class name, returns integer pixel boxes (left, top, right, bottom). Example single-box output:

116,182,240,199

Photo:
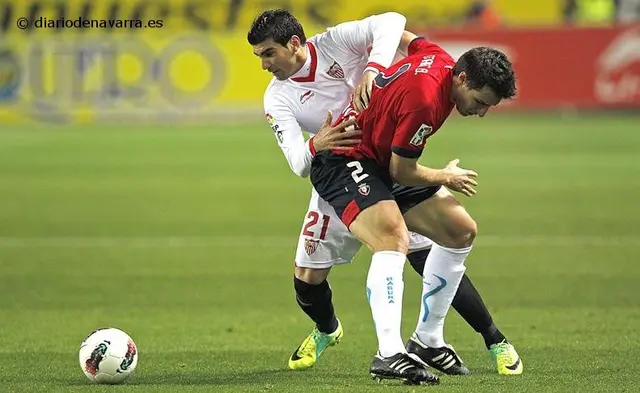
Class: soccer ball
78,327,138,384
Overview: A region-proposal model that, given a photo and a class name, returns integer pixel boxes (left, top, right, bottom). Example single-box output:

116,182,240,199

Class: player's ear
455,71,467,87
290,35,302,51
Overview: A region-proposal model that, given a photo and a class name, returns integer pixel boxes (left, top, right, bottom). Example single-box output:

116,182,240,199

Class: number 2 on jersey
373,63,411,89
302,211,330,240
347,161,369,183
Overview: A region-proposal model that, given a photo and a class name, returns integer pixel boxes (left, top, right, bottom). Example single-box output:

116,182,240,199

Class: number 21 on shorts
302,211,330,240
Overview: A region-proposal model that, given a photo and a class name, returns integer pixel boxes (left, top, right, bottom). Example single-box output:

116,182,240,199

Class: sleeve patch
410,124,432,147
266,113,279,132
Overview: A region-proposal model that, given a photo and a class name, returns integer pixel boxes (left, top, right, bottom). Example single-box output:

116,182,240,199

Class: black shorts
310,151,440,228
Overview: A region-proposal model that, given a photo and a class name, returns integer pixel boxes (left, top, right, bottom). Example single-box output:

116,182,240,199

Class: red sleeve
391,108,434,159
408,37,447,57
365,61,386,73
408,37,431,56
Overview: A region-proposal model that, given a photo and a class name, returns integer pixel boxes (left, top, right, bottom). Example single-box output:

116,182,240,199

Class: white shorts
294,187,434,269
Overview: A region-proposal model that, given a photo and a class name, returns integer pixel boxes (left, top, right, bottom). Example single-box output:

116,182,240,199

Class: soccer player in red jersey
310,32,518,383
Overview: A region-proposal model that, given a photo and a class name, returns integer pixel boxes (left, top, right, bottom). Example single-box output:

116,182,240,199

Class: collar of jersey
291,42,317,83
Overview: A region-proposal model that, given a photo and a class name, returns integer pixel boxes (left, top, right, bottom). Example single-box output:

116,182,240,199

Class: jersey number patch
347,161,369,183
373,63,411,89
302,211,330,240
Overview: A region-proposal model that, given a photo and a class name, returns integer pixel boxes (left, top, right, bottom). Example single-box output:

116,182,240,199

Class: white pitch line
0,235,637,248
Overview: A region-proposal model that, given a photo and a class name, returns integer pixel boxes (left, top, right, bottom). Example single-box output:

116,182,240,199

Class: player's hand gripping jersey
334,38,456,168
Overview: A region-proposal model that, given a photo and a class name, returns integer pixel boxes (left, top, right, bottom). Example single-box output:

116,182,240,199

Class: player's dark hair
454,47,517,99
247,9,306,47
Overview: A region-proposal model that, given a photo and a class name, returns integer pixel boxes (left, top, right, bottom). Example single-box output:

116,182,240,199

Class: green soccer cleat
489,341,523,375
288,320,343,370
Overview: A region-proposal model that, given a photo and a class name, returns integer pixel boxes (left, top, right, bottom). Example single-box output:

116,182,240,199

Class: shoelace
303,328,329,352
310,328,323,342
493,343,515,363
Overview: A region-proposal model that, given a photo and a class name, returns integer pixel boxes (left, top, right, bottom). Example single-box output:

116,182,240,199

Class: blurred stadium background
0,1,639,392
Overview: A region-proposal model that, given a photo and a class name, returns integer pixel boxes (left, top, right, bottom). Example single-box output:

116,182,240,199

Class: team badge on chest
326,61,345,79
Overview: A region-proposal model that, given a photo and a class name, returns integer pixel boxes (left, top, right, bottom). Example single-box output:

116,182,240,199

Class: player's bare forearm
392,165,448,187
389,153,447,186
390,153,478,195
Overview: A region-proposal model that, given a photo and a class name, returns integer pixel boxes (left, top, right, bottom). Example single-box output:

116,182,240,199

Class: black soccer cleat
369,352,440,385
406,334,471,375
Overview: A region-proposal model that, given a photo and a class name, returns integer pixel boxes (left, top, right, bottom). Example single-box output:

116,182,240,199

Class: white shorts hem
294,258,352,269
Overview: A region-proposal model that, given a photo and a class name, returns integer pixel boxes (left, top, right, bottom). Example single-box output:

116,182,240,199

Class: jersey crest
357,183,370,196
326,61,345,79
304,238,320,255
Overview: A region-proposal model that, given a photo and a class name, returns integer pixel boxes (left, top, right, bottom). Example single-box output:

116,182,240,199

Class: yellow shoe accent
489,341,523,375
288,320,343,370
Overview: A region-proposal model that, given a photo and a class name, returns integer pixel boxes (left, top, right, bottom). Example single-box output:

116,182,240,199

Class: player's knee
375,218,410,253
451,217,477,248
294,266,330,285
392,226,410,253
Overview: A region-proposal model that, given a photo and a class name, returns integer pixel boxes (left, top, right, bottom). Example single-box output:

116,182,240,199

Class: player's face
252,36,303,80
452,72,502,117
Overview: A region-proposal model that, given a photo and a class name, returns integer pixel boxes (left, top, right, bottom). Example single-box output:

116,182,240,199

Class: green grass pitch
0,113,639,392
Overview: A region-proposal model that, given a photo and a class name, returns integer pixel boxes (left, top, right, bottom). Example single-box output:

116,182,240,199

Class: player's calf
348,200,412,357
407,248,429,276
400,188,476,350
289,268,342,371
293,273,338,334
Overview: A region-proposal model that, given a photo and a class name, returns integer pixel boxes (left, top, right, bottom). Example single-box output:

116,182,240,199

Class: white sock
366,250,407,358
414,244,471,348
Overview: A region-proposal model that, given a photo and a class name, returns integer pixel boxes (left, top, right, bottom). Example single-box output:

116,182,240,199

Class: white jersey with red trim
260,13,434,267
263,12,406,178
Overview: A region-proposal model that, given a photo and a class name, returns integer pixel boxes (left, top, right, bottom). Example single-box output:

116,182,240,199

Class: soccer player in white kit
247,9,522,378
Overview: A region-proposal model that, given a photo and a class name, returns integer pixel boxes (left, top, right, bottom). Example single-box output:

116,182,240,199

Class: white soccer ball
79,327,138,384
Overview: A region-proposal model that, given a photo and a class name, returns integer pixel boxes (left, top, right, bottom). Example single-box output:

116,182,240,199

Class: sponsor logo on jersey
300,90,315,104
